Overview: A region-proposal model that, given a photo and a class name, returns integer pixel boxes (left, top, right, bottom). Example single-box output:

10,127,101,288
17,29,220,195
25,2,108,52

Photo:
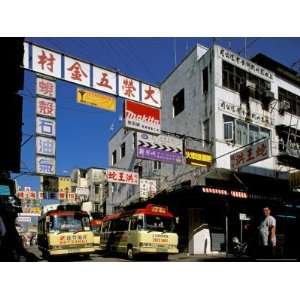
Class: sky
15,37,300,190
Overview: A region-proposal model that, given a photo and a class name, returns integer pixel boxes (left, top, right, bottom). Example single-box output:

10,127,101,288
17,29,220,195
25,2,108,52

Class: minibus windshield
50,215,90,233
144,215,175,232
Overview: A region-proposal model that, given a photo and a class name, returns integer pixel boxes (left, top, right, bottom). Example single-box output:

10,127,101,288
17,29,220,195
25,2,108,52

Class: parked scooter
232,236,248,257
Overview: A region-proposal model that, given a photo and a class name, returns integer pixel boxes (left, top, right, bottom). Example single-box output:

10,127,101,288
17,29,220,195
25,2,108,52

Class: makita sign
124,99,161,135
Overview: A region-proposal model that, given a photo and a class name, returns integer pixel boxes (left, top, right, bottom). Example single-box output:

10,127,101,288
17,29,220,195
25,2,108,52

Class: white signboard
230,139,270,169
118,75,140,102
140,179,157,199
23,42,29,69
107,169,139,185
36,117,56,137
36,136,56,156
141,83,161,108
32,45,62,78
64,56,90,87
36,156,56,175
17,216,32,223
36,97,56,118
75,187,89,196
239,213,250,221
92,66,117,95
36,77,56,98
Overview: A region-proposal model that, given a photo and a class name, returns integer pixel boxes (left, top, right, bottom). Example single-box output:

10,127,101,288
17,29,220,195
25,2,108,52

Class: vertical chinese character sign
36,76,56,175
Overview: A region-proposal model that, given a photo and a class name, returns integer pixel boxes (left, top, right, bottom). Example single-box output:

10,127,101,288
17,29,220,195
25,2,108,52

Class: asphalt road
23,245,297,262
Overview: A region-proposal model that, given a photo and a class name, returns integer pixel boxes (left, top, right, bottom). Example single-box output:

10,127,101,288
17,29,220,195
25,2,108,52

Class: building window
203,119,210,143
203,67,208,94
112,150,117,165
222,61,270,102
95,184,99,194
153,161,161,170
249,124,260,143
278,87,300,117
235,120,248,146
259,127,271,140
120,142,126,158
223,115,234,141
173,89,184,117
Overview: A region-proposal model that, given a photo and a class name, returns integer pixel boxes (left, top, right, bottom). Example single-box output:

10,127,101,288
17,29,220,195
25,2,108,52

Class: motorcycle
232,236,248,257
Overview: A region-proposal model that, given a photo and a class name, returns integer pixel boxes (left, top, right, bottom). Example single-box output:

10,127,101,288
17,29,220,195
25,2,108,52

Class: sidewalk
168,252,297,262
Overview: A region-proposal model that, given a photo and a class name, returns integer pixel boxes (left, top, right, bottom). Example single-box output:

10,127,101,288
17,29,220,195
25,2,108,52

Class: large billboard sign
124,100,161,135
24,42,160,108
230,139,270,169
136,132,183,164
107,169,139,185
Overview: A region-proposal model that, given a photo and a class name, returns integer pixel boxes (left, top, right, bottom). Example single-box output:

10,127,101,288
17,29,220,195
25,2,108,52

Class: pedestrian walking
258,206,276,259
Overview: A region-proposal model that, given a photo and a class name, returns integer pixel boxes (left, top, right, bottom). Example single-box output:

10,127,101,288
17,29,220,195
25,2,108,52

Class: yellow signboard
77,88,116,112
185,149,213,166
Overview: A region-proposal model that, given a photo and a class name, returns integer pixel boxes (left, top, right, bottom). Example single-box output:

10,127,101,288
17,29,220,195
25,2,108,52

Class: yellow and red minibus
37,205,94,259
100,204,178,260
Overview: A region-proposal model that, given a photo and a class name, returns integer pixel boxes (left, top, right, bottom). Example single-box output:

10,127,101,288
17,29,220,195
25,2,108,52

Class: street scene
1,37,300,262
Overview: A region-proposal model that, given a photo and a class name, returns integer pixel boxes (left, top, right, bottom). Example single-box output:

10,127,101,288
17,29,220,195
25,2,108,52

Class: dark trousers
258,245,275,259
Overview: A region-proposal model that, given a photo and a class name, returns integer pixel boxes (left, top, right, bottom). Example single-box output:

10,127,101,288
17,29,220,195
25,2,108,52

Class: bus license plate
67,248,79,254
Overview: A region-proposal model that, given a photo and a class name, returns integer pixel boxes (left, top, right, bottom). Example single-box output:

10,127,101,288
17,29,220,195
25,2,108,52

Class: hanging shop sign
139,179,157,199
36,77,56,98
36,97,56,118
118,75,140,102
92,65,117,95
75,187,90,197
36,136,56,157
76,88,116,112
36,117,56,137
136,132,183,164
141,83,161,108
124,99,161,135
107,168,139,185
185,149,213,167
217,46,274,81
36,156,56,175
35,76,57,176
230,139,270,170
67,192,76,201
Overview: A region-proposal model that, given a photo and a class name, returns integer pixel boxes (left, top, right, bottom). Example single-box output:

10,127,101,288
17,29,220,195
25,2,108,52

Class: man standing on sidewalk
258,206,276,259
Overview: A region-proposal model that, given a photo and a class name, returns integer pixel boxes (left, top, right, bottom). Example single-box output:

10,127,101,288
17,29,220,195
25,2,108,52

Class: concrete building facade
107,44,300,255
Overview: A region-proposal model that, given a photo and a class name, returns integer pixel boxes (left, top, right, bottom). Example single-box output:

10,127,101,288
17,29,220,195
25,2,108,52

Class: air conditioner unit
279,100,290,112
246,80,256,90
263,90,274,100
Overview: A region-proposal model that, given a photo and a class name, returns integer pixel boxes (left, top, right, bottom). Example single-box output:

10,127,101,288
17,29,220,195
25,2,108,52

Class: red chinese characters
107,169,139,185
122,79,136,98
119,75,140,101
67,62,88,82
36,98,56,118
37,78,56,98
38,50,55,73
65,57,90,86
256,143,268,157
96,72,112,90
142,83,161,107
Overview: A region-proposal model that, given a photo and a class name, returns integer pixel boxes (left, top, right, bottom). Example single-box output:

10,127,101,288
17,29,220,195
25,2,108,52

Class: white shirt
258,215,276,246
